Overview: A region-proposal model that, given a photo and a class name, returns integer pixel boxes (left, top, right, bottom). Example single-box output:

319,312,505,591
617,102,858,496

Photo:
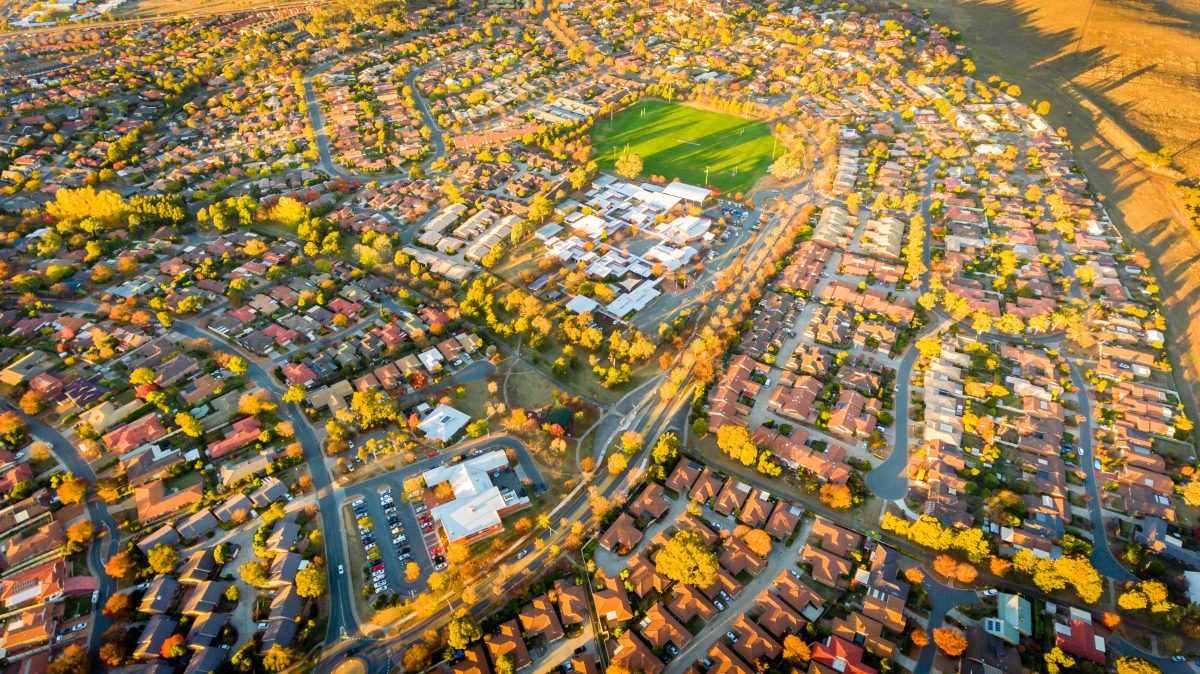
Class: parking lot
341,435,547,600
347,481,433,600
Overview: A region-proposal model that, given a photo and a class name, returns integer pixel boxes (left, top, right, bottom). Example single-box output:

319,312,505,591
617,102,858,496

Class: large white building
423,450,530,543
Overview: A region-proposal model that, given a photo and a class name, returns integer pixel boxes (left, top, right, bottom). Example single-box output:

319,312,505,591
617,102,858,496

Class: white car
338,565,345,575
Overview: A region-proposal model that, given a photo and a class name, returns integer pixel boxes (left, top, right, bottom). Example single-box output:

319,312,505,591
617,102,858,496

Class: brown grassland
907,0,1200,437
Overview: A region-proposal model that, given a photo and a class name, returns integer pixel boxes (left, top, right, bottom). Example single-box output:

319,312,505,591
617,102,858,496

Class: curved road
2,403,121,661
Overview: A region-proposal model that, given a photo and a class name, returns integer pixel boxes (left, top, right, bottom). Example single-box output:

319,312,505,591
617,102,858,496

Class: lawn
590,99,776,195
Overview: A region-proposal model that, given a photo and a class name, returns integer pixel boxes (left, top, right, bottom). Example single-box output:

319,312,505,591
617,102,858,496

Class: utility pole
704,165,710,185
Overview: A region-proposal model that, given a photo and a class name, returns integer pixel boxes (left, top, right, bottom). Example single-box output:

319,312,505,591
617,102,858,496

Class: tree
284,384,306,404
782,634,810,663
904,567,925,584
406,562,422,583
20,389,45,414
819,484,853,509
933,554,958,578
607,452,628,475
716,424,758,466
263,645,298,671
954,563,977,584
1183,480,1200,507
105,551,138,579
911,628,929,648
741,529,772,557
130,367,155,386
615,152,643,179
1137,148,1173,170
656,531,719,587
66,520,95,544
620,431,644,454
161,633,187,659
495,653,516,674
226,355,248,375
989,556,1012,577
933,627,967,657
239,560,270,587
100,636,131,667
1115,656,1162,674
147,543,178,574
175,412,204,438
448,610,483,649
296,566,327,597
48,644,89,674
769,152,805,180
1044,647,1076,674
103,592,134,621
652,432,680,466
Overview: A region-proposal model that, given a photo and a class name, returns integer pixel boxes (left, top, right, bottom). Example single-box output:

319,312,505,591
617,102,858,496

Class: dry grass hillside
907,0,1200,433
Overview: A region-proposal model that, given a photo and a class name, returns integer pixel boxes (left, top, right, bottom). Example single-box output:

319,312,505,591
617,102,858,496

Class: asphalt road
4,403,121,661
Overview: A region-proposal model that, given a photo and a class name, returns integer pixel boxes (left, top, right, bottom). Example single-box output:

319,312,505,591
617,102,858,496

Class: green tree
447,610,483,650
147,544,178,574
296,566,327,598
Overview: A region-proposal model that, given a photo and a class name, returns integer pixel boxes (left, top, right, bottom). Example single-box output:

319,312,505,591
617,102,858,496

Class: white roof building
423,449,530,542
565,295,600,314
663,181,713,203
418,404,470,443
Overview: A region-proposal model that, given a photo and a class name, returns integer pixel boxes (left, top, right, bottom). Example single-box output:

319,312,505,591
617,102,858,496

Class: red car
426,451,438,459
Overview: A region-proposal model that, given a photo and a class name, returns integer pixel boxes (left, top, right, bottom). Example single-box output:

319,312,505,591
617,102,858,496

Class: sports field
590,99,776,195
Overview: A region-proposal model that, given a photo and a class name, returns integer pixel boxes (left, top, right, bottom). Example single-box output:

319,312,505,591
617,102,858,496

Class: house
554,579,590,628
638,603,691,652
754,591,805,640
984,593,1031,645
207,416,261,460
611,630,664,674
418,404,471,443
452,643,492,674
135,481,203,522
961,626,1023,674
1054,608,1106,665
719,537,767,577
139,575,180,614
800,544,854,588
730,614,781,665
594,577,634,625
0,558,66,609
214,493,254,523
485,619,531,670
103,414,168,454
187,612,228,648
176,509,218,541
178,548,217,585
626,552,670,597
266,519,301,553
599,512,643,554
665,460,701,493
180,581,227,616
765,501,803,540
134,614,178,660
629,482,671,521
706,640,754,674
666,582,718,624
738,489,773,528
249,477,288,508
519,594,564,643
269,551,304,587
689,467,725,504
811,636,876,674
713,479,751,517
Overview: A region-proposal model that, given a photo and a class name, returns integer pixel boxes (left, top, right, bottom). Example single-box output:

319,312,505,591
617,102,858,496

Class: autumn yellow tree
933,554,958,578
782,635,811,663
819,484,853,509
933,627,967,657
